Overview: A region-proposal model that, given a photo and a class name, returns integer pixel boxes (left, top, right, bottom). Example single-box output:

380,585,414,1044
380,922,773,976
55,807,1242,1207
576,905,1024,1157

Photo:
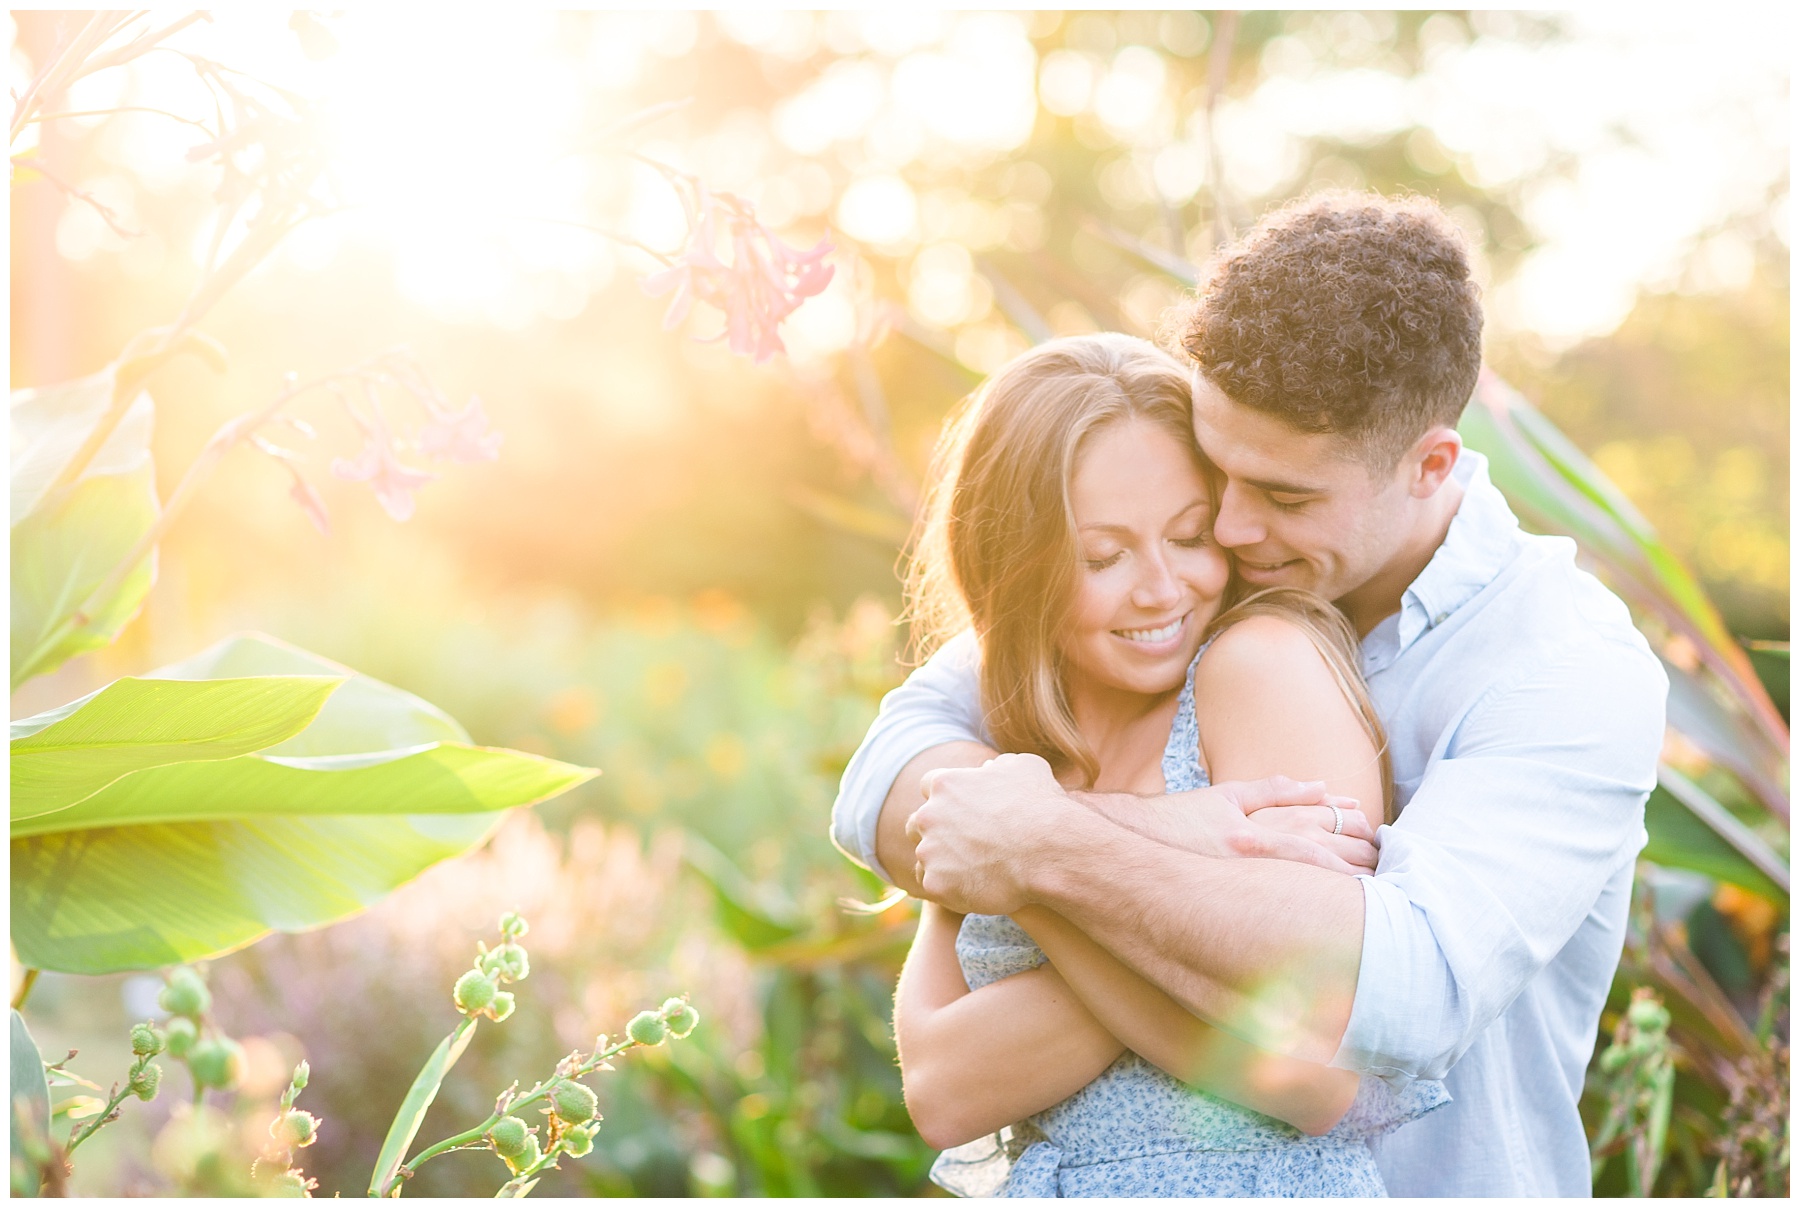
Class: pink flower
419,395,502,464
642,185,834,365
289,476,331,535
331,405,435,522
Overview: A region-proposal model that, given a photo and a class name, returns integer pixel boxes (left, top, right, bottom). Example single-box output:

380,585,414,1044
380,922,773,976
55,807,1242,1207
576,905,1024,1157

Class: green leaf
683,833,807,952
1460,373,1788,815
10,634,597,975
10,1011,51,1197
11,676,342,825
1079,216,1201,286
1644,766,1787,899
10,379,159,689
369,1018,478,1197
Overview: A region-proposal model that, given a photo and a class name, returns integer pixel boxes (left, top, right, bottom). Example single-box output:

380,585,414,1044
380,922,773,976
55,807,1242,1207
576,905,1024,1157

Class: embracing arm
893,902,1123,1149
1012,905,1358,1134
918,627,1669,1074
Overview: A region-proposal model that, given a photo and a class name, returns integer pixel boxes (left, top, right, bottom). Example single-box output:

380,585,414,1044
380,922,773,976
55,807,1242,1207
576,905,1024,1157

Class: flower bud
188,1037,244,1090
290,1060,310,1090
279,1109,320,1148
660,998,699,1040
625,1011,667,1047
454,969,497,1014
499,912,529,939
488,991,516,1023
1627,998,1669,1033
269,1170,310,1197
481,943,530,983
128,1062,162,1101
489,1116,530,1159
158,968,211,1019
131,1022,164,1056
551,1080,598,1125
562,1122,596,1159
163,1016,199,1058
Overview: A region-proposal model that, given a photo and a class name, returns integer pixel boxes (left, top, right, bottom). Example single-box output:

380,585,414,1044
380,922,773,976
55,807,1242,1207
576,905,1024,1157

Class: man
831,193,1667,1196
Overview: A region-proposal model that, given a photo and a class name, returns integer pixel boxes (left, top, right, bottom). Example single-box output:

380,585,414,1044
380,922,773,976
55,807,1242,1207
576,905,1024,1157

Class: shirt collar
1390,449,1523,653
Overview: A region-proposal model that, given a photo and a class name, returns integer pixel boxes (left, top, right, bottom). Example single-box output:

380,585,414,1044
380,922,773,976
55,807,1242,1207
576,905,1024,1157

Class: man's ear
1404,426,1462,499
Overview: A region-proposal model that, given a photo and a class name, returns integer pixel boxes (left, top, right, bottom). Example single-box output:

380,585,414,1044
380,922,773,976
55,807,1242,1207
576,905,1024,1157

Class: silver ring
1328,804,1344,836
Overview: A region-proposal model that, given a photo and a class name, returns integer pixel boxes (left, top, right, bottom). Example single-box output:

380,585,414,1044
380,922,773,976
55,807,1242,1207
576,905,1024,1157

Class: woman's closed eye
1172,530,1212,548
1084,549,1124,571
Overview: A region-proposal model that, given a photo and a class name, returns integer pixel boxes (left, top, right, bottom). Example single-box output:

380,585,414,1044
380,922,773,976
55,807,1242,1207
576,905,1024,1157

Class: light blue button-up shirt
830,450,1668,1197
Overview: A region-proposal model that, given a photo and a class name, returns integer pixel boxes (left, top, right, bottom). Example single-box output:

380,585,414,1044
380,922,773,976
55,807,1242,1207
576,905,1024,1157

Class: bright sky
13,10,1790,350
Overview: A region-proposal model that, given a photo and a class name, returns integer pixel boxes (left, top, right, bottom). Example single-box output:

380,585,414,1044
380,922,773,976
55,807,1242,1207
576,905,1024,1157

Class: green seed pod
551,1080,598,1125
163,1016,199,1058
158,968,211,1019
1599,1045,1627,1074
290,1059,310,1091
499,912,529,939
512,1133,543,1173
562,1122,596,1159
625,1010,667,1047
280,1109,320,1148
131,1021,164,1057
481,943,530,983
128,1061,162,1101
454,969,497,1014
1627,998,1669,1033
488,991,516,1023
269,1170,309,1197
660,999,699,1040
489,1116,530,1160
188,1037,244,1090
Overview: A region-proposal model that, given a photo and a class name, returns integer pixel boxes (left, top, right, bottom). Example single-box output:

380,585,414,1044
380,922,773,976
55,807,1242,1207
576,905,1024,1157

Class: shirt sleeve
1334,633,1667,1081
829,629,988,883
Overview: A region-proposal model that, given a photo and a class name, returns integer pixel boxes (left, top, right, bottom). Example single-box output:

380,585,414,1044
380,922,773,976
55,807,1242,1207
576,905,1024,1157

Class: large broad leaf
11,633,596,975
10,1011,50,1197
11,676,341,825
10,375,159,689
368,1017,478,1197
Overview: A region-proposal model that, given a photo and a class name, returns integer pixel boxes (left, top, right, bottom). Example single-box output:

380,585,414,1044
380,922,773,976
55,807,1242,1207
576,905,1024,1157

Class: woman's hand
1071,777,1378,875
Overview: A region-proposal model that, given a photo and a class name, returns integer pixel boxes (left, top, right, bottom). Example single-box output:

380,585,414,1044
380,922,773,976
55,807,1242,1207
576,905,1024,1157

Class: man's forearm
875,742,998,898
1026,806,1365,1065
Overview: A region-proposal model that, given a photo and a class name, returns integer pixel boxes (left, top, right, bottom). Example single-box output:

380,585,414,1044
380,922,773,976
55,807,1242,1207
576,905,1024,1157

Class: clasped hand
906,752,1377,914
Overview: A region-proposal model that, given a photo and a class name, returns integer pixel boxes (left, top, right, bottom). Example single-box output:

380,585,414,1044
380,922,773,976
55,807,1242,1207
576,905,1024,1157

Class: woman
891,333,1444,1197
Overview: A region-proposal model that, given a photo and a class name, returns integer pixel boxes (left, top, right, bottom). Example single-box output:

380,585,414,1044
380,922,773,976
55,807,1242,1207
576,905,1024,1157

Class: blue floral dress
929,642,1448,1198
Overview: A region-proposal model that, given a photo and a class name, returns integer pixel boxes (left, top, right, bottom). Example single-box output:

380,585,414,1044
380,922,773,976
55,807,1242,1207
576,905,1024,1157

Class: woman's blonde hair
904,333,1394,815
904,333,1208,788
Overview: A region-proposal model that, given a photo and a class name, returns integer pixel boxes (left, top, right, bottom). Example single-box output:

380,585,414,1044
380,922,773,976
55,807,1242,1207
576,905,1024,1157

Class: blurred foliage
10,8,1787,1199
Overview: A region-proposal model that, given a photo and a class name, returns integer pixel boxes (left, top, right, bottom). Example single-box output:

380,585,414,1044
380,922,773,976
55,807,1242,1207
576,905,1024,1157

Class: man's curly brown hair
1173,192,1483,469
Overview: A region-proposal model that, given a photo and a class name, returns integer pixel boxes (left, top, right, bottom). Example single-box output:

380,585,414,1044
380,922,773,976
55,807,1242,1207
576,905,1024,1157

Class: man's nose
1212,483,1264,550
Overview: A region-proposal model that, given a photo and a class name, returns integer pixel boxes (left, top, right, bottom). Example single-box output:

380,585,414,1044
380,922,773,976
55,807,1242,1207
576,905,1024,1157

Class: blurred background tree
12,9,1786,1197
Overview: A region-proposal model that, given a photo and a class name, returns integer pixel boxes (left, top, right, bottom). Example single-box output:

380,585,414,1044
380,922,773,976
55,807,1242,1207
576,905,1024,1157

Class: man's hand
907,752,1075,914
1073,776,1378,875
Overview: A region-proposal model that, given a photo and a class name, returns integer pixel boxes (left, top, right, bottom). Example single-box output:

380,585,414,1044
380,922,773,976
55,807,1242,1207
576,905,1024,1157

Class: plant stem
12,968,40,1010
65,1085,129,1155
32,357,397,671
391,1037,642,1192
